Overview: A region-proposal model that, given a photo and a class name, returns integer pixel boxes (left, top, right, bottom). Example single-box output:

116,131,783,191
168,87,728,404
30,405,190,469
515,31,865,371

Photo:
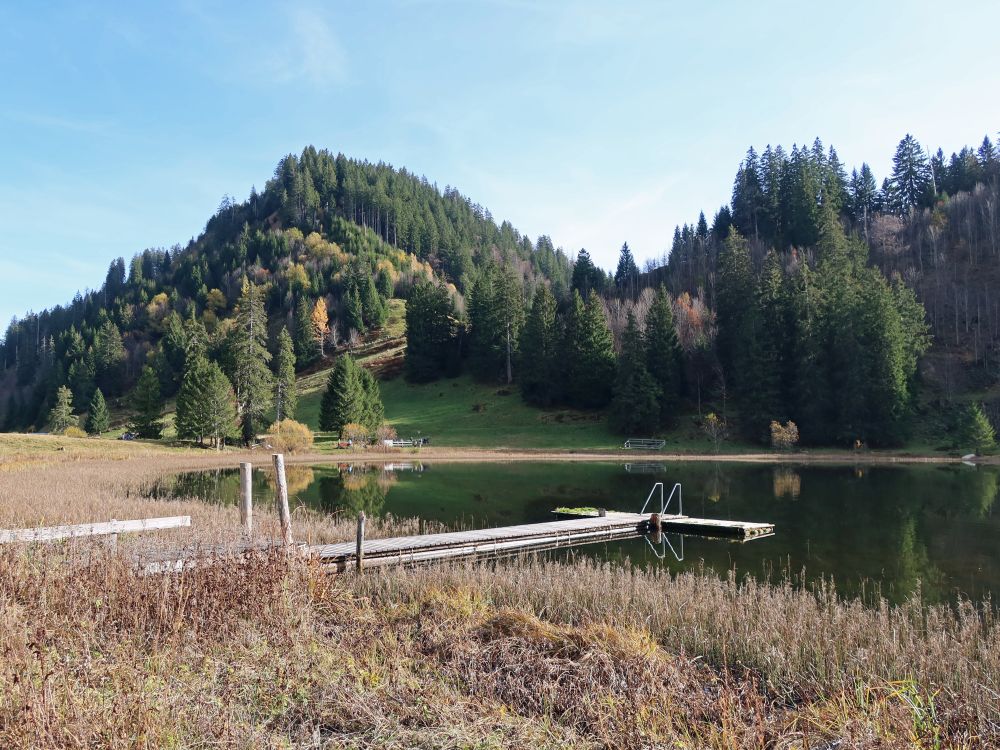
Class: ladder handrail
639,482,682,517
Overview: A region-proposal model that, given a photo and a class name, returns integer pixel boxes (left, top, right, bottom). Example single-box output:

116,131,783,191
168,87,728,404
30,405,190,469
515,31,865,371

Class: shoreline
0,432,981,471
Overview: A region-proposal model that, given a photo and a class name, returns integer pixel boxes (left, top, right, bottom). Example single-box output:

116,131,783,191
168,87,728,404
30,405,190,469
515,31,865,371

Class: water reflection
147,461,1000,605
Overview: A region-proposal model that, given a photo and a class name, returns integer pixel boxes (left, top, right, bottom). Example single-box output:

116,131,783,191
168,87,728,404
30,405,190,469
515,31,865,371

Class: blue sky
2,1,999,327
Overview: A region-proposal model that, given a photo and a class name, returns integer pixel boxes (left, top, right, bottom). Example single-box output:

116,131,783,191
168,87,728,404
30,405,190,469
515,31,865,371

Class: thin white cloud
5,111,116,135
184,2,348,89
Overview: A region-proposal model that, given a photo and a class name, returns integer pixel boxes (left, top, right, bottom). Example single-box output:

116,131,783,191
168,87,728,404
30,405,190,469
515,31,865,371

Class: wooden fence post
356,511,366,572
239,462,253,538
272,454,293,547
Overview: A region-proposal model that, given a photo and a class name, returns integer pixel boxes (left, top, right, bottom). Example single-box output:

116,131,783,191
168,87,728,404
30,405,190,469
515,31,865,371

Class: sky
2,0,1000,327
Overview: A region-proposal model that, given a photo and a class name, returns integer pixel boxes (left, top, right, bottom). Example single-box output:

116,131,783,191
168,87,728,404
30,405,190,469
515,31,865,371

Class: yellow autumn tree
311,298,330,356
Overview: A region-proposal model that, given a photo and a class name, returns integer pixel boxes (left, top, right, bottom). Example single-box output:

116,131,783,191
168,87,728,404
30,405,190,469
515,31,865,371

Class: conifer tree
274,327,297,422
469,265,524,383
177,354,237,448
93,320,126,395
294,296,319,367
405,281,454,383
85,388,109,435
610,313,661,434
131,365,163,439
571,250,603,297
644,286,682,422
888,134,933,213
343,286,365,336
176,353,210,444
963,403,995,454
359,274,387,329
320,355,365,434
359,367,384,430
230,278,273,444
519,285,559,406
716,228,757,416
564,290,616,408
48,385,76,434
743,251,787,439
614,243,639,298
201,361,238,450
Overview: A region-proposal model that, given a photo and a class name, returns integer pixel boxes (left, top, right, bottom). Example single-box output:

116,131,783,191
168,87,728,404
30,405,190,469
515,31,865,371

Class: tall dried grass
0,444,997,746
1,548,996,748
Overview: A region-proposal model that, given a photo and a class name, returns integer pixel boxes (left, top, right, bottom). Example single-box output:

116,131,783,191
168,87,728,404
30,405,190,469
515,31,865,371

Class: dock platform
311,513,649,572
310,510,774,571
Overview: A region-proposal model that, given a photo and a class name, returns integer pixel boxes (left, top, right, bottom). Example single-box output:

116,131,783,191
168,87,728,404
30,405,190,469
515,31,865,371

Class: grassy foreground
0,453,997,747
1,548,996,748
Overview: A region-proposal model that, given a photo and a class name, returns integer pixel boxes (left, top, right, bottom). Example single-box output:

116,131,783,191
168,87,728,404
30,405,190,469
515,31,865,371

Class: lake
148,460,1000,605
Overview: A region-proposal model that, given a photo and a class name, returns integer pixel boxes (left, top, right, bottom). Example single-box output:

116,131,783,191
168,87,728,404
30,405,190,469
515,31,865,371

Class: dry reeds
0,546,997,748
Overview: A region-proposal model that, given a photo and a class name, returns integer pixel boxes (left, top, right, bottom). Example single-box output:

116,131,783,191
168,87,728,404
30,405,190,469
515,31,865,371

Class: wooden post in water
355,511,366,572
649,513,662,544
272,454,293,547
239,462,253,538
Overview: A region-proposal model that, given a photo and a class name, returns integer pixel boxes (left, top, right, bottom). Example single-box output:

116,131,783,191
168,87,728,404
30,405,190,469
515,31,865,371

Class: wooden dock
310,511,774,572
311,514,651,572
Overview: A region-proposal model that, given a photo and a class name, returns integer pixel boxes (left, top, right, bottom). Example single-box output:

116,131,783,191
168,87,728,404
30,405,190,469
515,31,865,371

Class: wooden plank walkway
134,514,774,575
311,511,774,571
312,514,652,572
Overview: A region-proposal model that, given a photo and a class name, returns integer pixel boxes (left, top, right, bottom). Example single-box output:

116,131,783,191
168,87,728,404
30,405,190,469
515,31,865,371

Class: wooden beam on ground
0,516,191,544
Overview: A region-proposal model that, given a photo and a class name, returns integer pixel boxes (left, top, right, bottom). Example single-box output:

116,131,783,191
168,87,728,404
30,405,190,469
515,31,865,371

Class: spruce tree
201,361,238,450
571,250,603,297
48,385,76,434
230,278,274,444
742,251,788,441
131,366,163,439
564,290,616,408
613,243,639,297
963,404,995,454
320,355,365,434
405,281,454,383
610,313,662,434
294,296,319,367
359,367,385,430
360,274,387,329
274,326,297,422
889,134,933,213
85,388,109,435
343,286,365,336
93,320,126,396
644,286,682,423
176,353,210,444
716,228,757,421
519,285,559,406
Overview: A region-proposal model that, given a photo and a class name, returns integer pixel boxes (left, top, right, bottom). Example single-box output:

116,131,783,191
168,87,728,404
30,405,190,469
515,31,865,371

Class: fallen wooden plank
0,516,191,544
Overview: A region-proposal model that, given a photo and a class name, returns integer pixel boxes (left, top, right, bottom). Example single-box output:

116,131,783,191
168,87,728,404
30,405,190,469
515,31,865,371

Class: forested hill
0,147,572,430
644,134,1000,424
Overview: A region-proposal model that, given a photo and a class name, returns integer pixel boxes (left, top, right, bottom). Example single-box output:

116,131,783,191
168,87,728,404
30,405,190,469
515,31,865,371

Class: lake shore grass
0,449,997,746
1,546,996,748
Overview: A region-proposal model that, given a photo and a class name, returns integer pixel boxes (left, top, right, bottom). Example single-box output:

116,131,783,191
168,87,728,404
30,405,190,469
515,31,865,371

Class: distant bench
383,437,431,448
624,438,666,450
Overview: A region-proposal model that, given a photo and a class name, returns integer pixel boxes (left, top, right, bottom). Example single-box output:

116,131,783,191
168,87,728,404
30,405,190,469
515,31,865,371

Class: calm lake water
148,461,1000,605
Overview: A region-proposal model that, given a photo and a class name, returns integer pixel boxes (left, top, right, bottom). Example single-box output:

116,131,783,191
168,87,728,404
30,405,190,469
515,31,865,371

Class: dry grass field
0,433,998,747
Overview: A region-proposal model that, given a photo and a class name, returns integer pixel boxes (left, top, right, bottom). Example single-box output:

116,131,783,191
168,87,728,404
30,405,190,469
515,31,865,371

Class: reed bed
0,548,997,748
0,445,997,747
